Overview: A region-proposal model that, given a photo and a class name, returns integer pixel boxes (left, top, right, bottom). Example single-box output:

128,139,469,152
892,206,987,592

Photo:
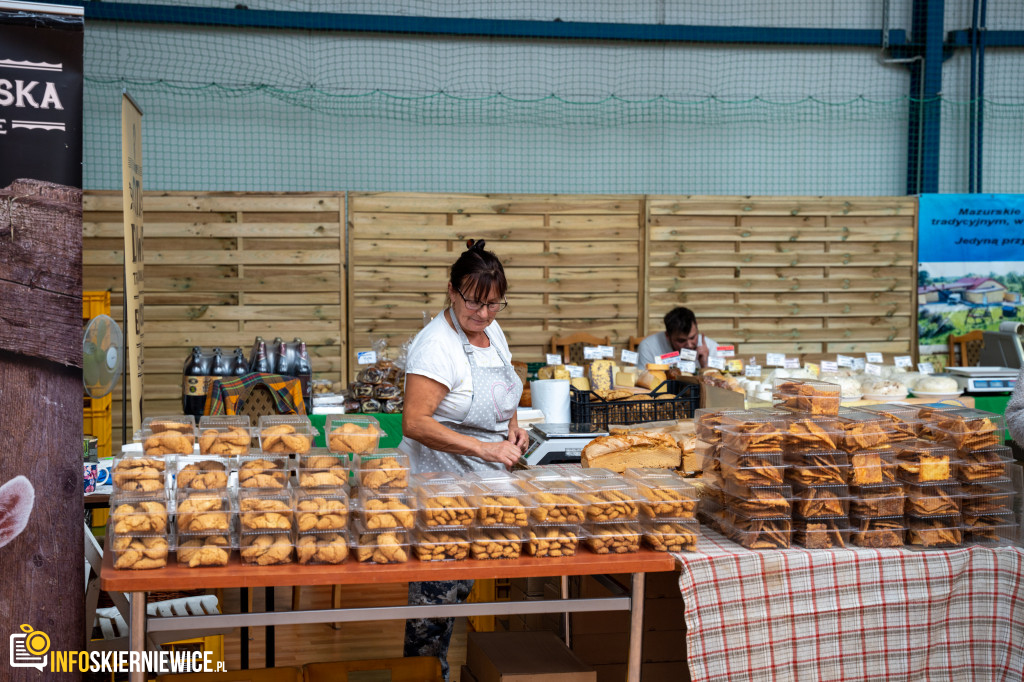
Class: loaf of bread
581,433,681,472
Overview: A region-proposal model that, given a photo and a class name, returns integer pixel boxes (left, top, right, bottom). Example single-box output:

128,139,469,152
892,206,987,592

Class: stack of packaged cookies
696,408,794,549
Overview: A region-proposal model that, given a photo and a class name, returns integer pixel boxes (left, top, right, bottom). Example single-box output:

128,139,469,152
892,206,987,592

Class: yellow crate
84,393,113,460
83,290,111,321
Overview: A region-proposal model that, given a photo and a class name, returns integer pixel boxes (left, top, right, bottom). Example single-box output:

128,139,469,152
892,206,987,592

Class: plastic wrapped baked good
357,367,385,385
360,398,382,413
374,383,401,400
349,382,374,398
382,397,404,414
343,399,362,413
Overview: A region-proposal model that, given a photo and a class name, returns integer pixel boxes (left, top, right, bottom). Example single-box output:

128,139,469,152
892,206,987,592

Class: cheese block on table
589,360,616,392
581,433,682,473
537,365,565,380
615,370,637,387
569,377,591,391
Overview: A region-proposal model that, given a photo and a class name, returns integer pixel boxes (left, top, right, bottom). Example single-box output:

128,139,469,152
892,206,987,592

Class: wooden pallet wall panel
84,191,345,452
646,196,917,358
348,193,645,373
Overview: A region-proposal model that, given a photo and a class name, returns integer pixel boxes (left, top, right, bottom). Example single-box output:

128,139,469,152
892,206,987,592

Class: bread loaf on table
581,433,681,473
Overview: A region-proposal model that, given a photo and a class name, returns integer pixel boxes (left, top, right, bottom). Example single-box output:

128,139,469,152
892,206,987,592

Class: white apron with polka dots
406,310,523,476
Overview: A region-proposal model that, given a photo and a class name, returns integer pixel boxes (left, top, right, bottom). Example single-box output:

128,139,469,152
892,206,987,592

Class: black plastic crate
570,381,699,429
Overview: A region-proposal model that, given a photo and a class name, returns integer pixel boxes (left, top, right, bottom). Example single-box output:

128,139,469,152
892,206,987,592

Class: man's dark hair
664,307,697,335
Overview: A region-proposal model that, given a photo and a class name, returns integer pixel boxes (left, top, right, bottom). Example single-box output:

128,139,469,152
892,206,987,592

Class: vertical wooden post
0,179,83,673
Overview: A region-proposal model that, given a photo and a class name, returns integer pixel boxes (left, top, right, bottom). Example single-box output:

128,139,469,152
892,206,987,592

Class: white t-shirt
401,310,511,425
636,331,719,369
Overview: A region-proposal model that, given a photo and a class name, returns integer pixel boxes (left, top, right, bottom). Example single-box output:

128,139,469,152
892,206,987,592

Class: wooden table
102,547,675,682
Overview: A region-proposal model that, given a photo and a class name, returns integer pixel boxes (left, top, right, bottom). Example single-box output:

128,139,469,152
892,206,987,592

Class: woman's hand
507,426,530,454
476,440,523,468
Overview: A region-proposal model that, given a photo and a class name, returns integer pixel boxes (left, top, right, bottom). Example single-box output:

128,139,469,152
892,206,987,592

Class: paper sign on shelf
726,359,745,373
821,361,839,373
804,362,820,377
678,348,698,362
917,362,935,374
679,360,697,373
784,357,801,369
853,358,866,371
866,352,884,364
745,365,762,378
583,346,603,360
566,365,584,378
620,349,638,365
865,363,882,376
598,345,615,358
357,351,378,365
657,351,679,365
546,353,563,365
837,355,854,368
766,353,785,367
708,357,726,370
894,356,913,368
716,345,736,358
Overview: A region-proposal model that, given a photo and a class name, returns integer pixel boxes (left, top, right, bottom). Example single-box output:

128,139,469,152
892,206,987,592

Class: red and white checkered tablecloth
675,529,1024,682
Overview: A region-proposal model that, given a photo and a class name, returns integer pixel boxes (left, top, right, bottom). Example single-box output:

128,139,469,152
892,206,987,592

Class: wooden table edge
101,545,677,592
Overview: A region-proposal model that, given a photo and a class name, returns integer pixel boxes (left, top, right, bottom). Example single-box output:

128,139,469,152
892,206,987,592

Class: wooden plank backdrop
83,191,346,449
647,196,918,357
82,190,918,451
347,193,646,365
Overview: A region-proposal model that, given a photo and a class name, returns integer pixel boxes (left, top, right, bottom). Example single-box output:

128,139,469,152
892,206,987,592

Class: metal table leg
561,575,571,647
265,586,275,668
129,591,146,682
240,588,249,670
627,573,646,682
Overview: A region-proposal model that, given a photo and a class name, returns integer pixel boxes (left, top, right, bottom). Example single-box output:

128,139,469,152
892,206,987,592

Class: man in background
637,306,718,369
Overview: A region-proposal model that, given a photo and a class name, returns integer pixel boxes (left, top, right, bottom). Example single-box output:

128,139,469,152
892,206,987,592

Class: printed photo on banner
917,194,1024,355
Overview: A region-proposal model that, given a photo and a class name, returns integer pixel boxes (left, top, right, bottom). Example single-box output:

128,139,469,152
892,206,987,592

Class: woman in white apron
399,239,528,679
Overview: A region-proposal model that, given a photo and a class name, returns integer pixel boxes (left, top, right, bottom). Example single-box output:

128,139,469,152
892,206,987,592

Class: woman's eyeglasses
455,286,507,312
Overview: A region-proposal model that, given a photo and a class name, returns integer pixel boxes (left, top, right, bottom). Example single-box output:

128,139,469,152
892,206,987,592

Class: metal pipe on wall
977,0,988,192
969,0,979,193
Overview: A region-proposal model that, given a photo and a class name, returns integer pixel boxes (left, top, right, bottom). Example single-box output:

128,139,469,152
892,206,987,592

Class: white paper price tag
583,346,603,360
620,349,638,365
766,353,786,367
837,355,854,368
820,361,839,374
894,355,913,368
598,345,615,359
545,353,563,366
657,351,679,365
566,365,584,378
853,358,866,371
708,356,726,370
784,357,801,369
866,352,884,364
726,359,745,373
745,365,762,378
804,362,820,376
357,351,378,365
678,348,697,362
917,362,935,374
865,363,882,376
679,360,697,373
716,345,736,358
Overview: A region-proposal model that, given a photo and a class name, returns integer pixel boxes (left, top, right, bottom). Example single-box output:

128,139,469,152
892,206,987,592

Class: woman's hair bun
466,238,486,251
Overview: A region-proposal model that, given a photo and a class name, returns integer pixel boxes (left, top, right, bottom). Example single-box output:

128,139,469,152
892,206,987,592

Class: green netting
80,1,1024,195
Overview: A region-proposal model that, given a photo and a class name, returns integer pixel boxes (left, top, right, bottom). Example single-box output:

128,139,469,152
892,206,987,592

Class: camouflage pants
404,579,474,681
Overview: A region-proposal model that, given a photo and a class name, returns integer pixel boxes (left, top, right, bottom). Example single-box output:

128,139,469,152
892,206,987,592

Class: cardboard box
570,598,685,636
572,630,687,666
467,632,596,682
462,665,481,682
592,661,691,682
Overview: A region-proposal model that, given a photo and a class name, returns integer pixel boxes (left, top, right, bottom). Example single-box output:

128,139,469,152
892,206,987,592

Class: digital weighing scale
521,423,608,466
946,366,1019,394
